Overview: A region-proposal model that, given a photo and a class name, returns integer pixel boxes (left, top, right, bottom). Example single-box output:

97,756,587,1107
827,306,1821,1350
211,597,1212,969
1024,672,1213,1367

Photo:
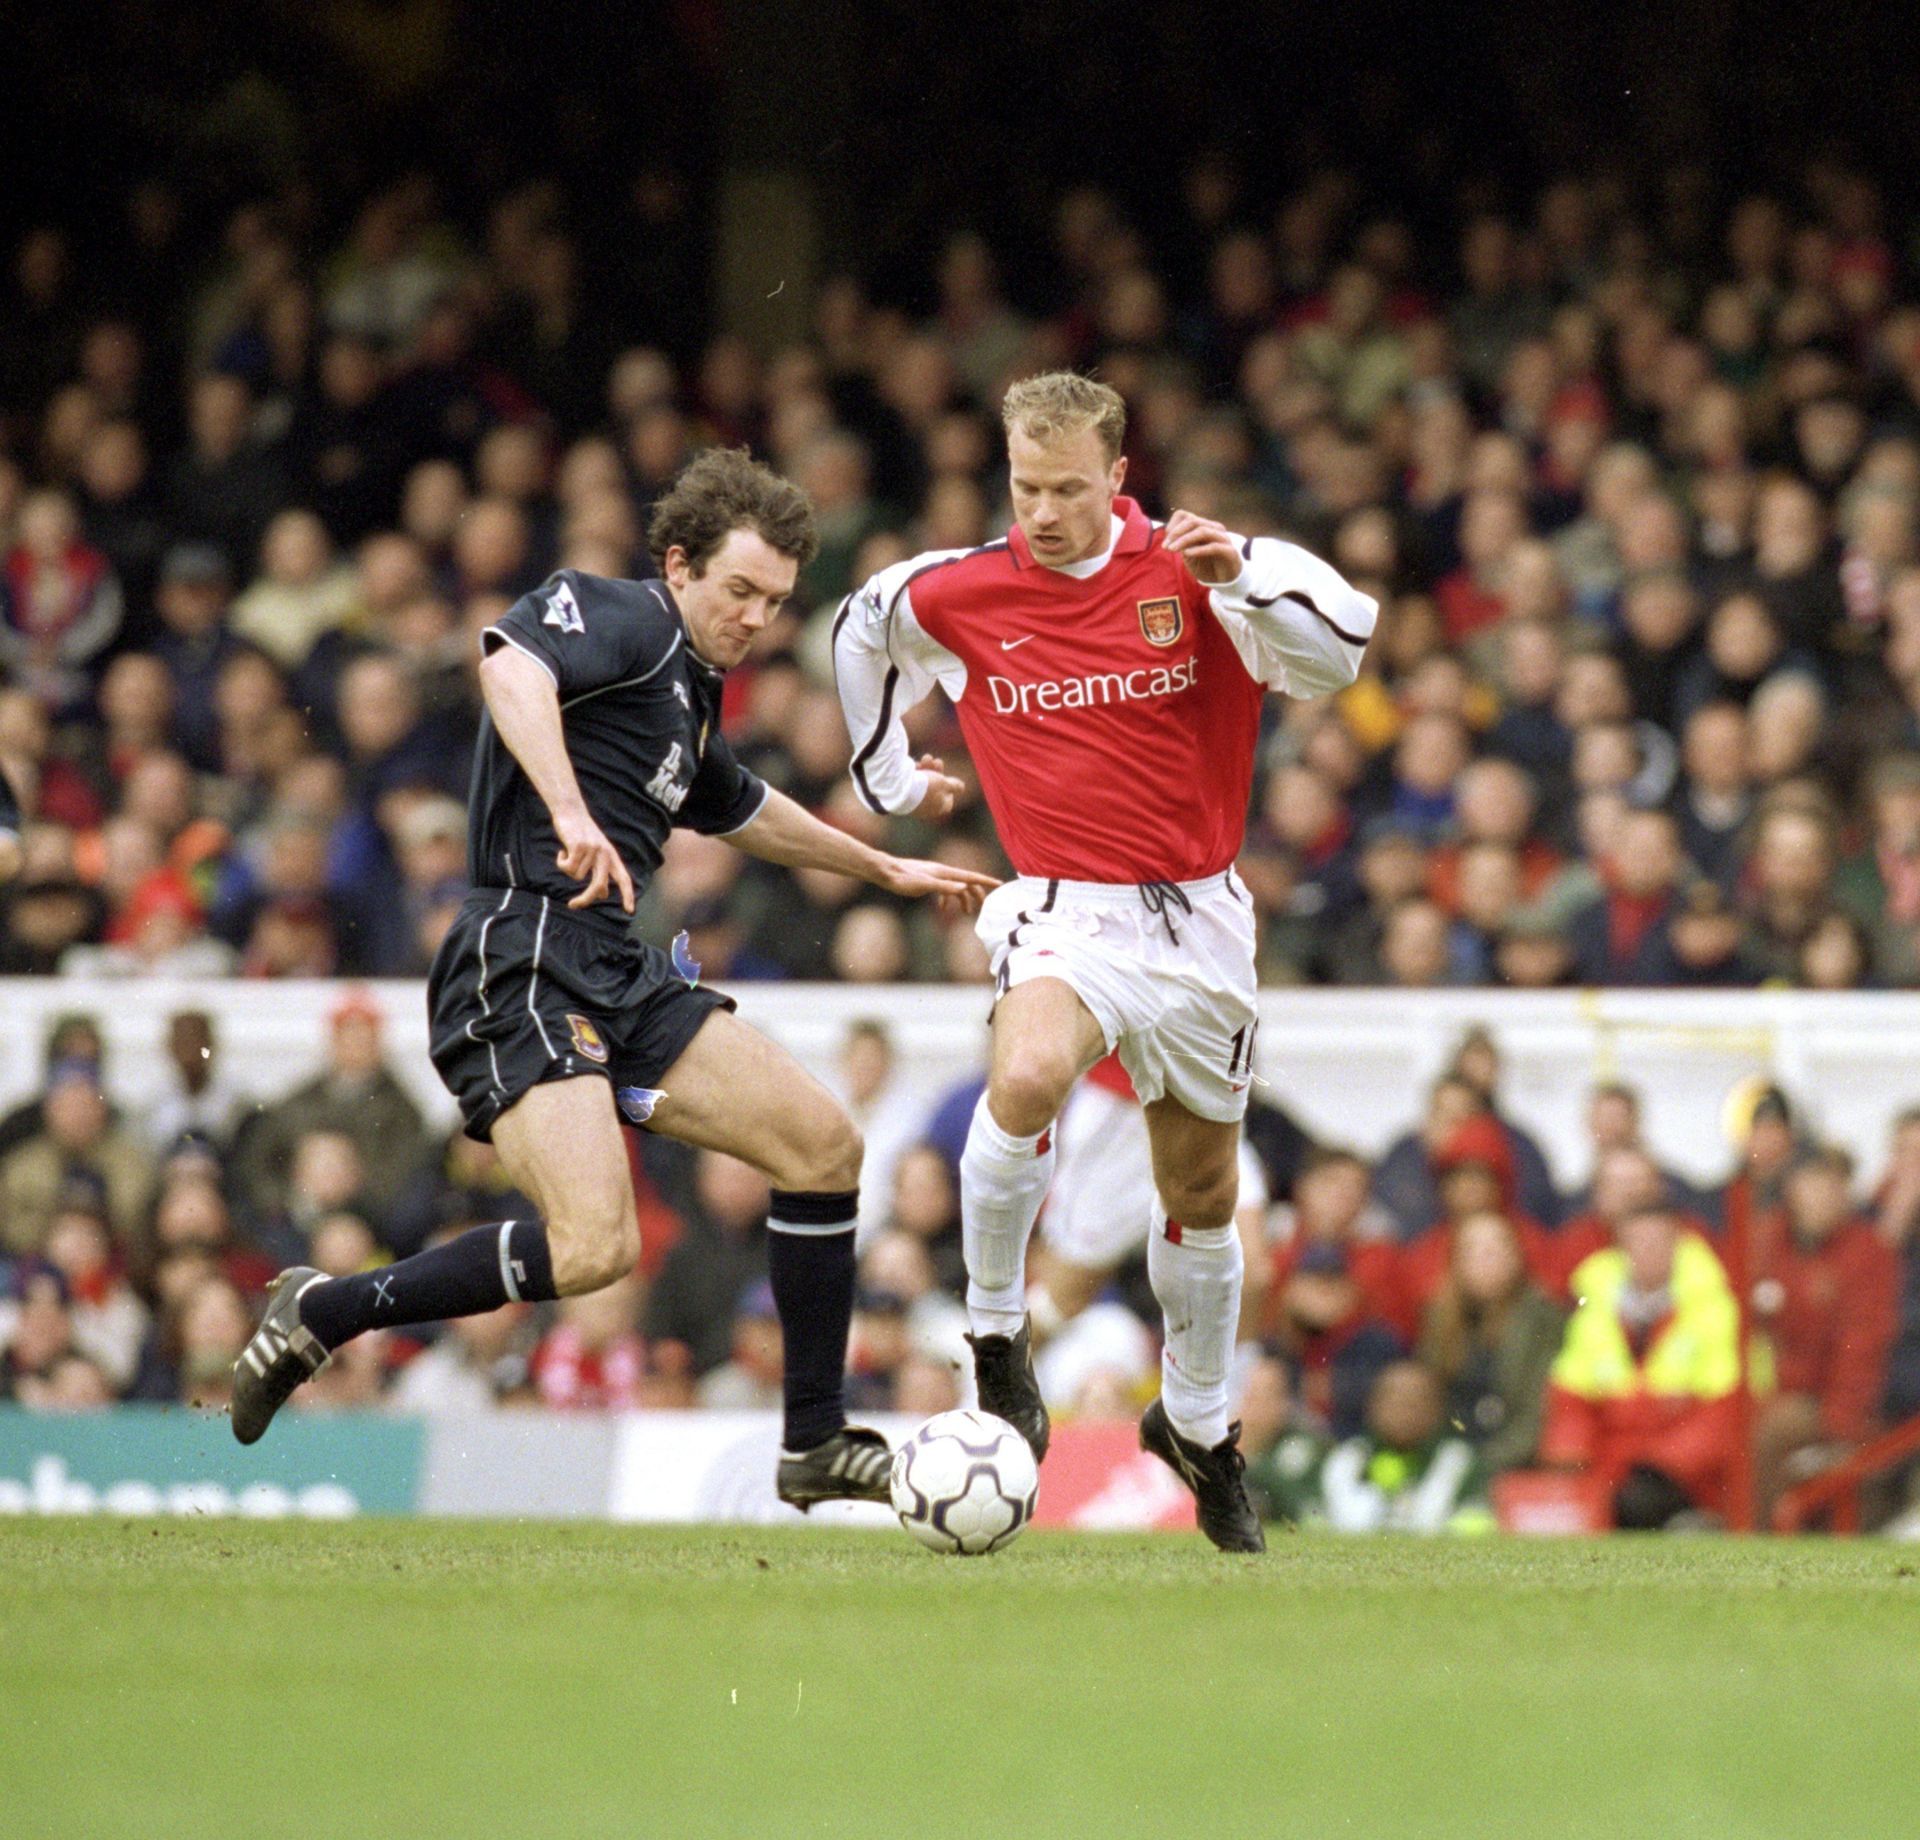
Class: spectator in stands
1254,1360,1492,1532
1237,1349,1325,1516
145,1171,276,1301
845,1287,914,1412
1555,1144,1705,1297
1543,1204,1741,1528
253,1130,371,1265
532,1274,648,1410
0,489,123,713
388,1291,537,1416
230,509,359,670
230,989,426,1224
858,1229,970,1377
0,1013,105,1158
884,1145,966,1298
643,1151,769,1377
142,1010,241,1153
149,543,243,772
1721,1084,1800,1246
1401,1114,1557,1314
0,1058,154,1260
1567,807,1690,986
1372,1072,1484,1240
1444,1026,1563,1225
0,1260,79,1403
1749,1147,1901,1518
164,372,286,571
696,1281,785,1410
38,1184,147,1391
1416,1210,1564,1473
1264,1149,1408,1436
830,1020,927,1246
164,1273,253,1410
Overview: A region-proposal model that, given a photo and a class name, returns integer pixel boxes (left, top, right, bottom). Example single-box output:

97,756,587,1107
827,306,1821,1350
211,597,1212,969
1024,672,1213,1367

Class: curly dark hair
646,447,818,574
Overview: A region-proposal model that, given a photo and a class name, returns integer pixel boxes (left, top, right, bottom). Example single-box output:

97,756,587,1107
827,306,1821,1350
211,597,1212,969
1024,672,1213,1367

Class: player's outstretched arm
723,785,998,915
1164,509,1379,700
831,563,965,818
477,644,635,913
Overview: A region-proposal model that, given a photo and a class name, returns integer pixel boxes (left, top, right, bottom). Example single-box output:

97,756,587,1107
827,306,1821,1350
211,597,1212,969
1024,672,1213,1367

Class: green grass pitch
4,1521,1919,1839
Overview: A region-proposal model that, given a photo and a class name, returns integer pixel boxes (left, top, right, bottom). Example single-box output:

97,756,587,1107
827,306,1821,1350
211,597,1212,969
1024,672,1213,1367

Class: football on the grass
889,1409,1039,1555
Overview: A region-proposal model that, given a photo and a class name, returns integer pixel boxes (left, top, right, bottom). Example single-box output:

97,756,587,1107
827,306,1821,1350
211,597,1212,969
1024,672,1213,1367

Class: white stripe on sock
497,1220,521,1301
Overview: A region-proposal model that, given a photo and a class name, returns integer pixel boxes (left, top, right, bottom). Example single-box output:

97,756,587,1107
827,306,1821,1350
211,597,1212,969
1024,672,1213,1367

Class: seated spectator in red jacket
1401,1114,1555,1314
1270,1147,1410,1336
1749,1147,1901,1519
1541,1205,1741,1527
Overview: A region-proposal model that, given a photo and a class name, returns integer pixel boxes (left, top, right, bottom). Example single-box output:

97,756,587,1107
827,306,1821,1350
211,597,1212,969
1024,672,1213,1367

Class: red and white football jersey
833,497,1376,883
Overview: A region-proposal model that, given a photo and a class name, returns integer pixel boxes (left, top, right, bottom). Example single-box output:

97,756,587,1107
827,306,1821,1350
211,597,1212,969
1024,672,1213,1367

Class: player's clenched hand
1163,509,1245,586
874,855,999,917
911,754,965,822
554,805,635,913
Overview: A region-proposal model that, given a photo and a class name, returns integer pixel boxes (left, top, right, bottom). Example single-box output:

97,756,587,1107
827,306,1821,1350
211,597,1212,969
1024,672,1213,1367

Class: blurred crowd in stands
10,154,1920,989
1,1000,1918,1534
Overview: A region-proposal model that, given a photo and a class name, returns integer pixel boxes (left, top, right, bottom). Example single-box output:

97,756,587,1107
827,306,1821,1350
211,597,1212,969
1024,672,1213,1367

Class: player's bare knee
989,1056,1071,1138
769,1106,863,1193
548,1194,641,1294
808,1109,864,1192
1161,1165,1239,1231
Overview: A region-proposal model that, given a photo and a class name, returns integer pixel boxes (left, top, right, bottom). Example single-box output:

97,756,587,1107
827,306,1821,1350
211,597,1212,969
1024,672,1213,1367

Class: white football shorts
975,868,1261,1125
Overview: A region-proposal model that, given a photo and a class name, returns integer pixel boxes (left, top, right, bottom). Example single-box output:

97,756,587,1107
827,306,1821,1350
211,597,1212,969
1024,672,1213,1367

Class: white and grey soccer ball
889,1408,1039,1556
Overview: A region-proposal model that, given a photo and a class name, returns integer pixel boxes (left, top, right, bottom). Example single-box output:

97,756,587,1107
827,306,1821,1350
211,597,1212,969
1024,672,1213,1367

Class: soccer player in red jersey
834,373,1377,1548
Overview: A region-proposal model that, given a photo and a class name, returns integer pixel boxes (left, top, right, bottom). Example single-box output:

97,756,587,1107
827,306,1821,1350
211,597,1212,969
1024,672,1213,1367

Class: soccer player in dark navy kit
232,450,995,1507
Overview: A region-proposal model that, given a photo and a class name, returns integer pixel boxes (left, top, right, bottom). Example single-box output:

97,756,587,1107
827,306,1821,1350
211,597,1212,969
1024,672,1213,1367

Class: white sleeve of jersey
1206,536,1378,697
832,553,969,817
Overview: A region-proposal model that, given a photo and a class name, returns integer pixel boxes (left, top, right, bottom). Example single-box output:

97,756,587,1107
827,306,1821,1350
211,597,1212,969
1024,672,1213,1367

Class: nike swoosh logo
1000,635,1036,651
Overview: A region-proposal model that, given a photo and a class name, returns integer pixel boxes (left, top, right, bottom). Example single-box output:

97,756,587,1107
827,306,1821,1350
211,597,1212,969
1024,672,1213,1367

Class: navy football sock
298,1219,558,1352
767,1189,859,1451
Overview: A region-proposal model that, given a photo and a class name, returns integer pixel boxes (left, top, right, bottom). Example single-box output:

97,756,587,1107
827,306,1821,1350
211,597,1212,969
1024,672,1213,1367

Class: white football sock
1147,1200,1242,1449
960,1093,1055,1337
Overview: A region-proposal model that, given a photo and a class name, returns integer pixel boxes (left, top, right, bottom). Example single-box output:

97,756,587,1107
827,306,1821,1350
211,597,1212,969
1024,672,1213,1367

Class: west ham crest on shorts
565,1013,609,1063
1137,595,1183,647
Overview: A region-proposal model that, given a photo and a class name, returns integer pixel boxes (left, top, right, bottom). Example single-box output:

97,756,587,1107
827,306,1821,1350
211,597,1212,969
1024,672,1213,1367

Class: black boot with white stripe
1138,1399,1265,1553
775,1426,894,1510
230,1267,331,1445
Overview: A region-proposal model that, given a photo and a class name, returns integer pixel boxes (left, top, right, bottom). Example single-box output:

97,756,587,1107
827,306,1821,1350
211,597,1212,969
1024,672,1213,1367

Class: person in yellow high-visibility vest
1540,1204,1741,1528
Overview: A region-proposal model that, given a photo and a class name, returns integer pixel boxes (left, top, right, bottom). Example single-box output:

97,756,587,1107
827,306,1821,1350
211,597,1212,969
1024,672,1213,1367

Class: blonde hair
1000,371,1126,461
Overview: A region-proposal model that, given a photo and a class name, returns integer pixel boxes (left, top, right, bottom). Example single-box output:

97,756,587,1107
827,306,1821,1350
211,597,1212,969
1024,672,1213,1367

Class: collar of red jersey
1006,495,1155,570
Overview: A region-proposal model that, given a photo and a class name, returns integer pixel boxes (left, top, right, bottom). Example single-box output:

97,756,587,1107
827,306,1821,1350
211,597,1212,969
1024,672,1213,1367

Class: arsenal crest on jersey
1137,595,1183,647
565,1013,610,1063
